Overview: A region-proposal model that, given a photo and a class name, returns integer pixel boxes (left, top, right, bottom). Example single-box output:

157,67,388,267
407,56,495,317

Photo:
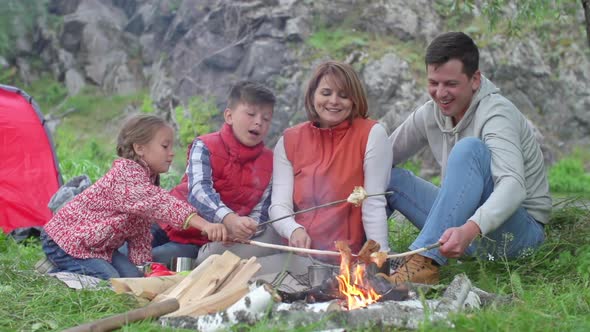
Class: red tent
0,84,62,233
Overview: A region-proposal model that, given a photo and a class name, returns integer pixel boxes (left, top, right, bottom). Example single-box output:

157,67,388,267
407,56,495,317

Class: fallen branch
64,299,179,332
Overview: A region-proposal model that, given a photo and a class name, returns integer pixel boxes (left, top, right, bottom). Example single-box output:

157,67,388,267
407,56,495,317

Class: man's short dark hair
425,32,479,77
227,81,276,109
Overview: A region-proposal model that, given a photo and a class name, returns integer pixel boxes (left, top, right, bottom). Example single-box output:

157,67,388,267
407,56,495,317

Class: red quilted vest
165,123,273,245
283,118,376,253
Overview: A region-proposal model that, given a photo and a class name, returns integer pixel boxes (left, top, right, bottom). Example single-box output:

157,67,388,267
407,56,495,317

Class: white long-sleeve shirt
270,124,392,252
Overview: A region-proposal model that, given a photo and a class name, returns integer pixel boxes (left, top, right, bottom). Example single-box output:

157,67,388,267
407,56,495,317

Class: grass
1,198,589,331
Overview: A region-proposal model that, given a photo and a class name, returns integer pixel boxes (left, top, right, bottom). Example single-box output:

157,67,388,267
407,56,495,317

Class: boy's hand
289,228,311,249
202,222,228,242
223,214,258,239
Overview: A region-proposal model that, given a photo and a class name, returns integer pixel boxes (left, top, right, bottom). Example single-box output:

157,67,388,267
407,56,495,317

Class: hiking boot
380,254,439,285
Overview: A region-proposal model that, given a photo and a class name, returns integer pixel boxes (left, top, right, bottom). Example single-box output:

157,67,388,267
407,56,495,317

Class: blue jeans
387,137,545,265
41,230,142,280
150,223,200,266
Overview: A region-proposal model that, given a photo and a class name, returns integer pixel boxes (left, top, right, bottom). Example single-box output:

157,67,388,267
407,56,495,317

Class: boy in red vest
151,81,280,265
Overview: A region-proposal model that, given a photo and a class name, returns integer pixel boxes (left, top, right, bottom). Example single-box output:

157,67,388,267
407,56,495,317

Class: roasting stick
385,242,442,259
231,238,346,257
257,187,393,228
232,238,442,259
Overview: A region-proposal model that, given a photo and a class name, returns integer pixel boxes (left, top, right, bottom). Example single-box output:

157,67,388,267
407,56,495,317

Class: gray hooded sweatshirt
390,76,551,235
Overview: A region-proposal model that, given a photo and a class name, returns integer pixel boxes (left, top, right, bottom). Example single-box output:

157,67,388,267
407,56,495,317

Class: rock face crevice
8,0,590,173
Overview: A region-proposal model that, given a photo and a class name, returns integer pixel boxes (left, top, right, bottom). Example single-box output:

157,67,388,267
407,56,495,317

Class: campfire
337,262,382,309
109,244,491,331
275,239,408,311
336,240,382,310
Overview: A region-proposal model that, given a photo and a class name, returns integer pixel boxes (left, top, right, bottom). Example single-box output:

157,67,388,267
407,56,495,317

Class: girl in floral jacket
41,115,227,279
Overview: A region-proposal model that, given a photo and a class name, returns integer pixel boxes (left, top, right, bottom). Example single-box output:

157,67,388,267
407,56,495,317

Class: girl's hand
202,223,228,242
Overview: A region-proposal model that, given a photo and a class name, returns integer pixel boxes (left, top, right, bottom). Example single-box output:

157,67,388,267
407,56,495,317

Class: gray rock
285,16,311,41
48,0,81,15
64,69,85,96
239,39,286,81
10,0,588,170
363,53,423,123
0,56,8,69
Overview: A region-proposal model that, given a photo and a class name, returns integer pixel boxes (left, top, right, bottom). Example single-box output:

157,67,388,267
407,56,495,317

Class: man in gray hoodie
383,32,551,284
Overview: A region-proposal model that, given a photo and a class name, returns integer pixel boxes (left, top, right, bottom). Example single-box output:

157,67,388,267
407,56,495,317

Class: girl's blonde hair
304,61,369,123
117,115,170,184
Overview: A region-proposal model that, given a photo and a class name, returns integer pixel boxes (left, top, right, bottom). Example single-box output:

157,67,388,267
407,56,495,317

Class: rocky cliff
5,0,590,175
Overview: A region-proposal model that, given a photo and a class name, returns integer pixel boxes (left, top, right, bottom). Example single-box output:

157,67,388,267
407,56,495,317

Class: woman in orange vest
258,61,392,277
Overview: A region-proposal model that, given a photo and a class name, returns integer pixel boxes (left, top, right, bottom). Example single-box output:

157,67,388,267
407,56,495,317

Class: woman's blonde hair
304,61,368,123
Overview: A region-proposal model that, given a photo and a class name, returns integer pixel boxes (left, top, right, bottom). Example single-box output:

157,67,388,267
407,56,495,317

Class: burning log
278,241,407,309
335,240,352,274
357,239,380,266
277,275,342,303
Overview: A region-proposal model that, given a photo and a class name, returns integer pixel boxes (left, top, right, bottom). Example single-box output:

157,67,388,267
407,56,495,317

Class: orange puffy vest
283,118,376,253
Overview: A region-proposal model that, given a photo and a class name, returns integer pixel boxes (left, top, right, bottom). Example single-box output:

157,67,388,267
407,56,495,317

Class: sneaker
34,257,56,274
383,254,439,285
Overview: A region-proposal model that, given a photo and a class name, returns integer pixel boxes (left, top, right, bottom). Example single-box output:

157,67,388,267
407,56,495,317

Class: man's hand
222,213,258,239
439,220,481,258
289,227,311,249
201,222,228,242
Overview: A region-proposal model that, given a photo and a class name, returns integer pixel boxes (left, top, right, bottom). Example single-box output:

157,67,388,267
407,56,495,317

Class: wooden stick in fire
257,186,393,228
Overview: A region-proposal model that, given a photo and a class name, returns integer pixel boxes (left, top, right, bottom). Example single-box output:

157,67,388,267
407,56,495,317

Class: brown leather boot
380,254,439,285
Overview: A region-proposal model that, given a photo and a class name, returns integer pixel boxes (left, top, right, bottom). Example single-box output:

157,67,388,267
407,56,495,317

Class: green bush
174,96,219,147
548,157,590,193
55,130,113,183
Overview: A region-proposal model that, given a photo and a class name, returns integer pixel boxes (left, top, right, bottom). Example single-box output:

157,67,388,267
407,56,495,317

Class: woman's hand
289,228,311,249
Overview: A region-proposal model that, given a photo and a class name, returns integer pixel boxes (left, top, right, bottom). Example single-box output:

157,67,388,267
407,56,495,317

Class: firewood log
111,275,185,300
161,284,278,332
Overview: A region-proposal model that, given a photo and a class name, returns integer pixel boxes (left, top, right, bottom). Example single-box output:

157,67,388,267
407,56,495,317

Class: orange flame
336,263,381,310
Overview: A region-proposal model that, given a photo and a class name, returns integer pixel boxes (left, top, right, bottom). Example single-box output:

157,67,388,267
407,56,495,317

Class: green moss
307,27,369,60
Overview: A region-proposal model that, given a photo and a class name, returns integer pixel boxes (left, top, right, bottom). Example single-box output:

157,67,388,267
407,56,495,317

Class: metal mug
308,265,338,287
170,257,194,272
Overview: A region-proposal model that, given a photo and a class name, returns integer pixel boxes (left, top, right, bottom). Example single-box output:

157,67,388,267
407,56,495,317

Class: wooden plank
216,257,260,291
164,284,249,317
174,251,242,307
171,257,262,315
111,274,185,300
152,253,220,303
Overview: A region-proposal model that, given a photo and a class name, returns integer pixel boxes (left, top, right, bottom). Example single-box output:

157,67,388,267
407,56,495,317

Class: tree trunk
583,0,590,48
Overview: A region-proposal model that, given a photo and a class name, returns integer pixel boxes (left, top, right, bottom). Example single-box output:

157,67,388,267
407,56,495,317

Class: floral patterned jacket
43,158,195,265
